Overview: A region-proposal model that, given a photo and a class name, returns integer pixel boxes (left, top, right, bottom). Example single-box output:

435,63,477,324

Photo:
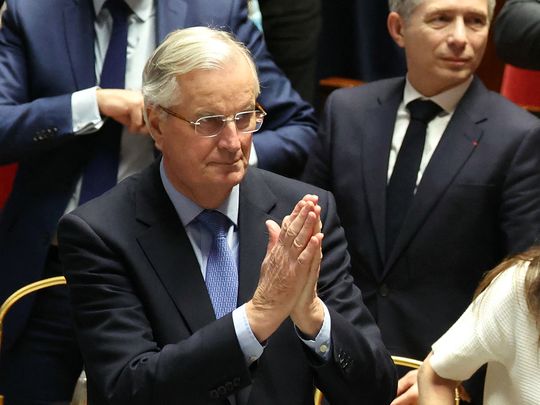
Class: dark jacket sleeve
0,0,75,164
494,0,540,70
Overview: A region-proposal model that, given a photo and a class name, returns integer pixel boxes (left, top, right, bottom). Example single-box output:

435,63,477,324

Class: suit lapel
237,170,277,306
363,81,404,265
156,0,188,43
64,0,96,89
236,170,280,405
135,164,216,333
134,165,278,333
385,78,487,272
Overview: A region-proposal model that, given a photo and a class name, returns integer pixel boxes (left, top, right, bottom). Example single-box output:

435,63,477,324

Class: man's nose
218,119,242,150
447,19,467,49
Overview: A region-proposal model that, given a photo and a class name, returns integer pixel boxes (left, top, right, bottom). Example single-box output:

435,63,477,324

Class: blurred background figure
494,0,540,120
317,0,406,83
258,0,322,105
249,0,406,106
494,0,540,70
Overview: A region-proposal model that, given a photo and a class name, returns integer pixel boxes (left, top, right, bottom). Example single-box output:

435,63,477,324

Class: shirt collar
93,0,154,22
403,76,473,114
159,159,240,228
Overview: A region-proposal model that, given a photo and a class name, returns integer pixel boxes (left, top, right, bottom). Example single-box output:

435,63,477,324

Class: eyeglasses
160,103,267,138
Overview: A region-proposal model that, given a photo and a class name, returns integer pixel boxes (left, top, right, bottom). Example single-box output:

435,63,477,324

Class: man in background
303,0,540,403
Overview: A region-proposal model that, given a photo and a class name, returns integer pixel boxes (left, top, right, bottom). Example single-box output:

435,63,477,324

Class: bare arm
417,352,459,405
390,369,419,405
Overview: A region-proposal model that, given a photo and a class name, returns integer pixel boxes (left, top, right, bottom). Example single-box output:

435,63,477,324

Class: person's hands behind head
246,195,324,342
96,88,149,135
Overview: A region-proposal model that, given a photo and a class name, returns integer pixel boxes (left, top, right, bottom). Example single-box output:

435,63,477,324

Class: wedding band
293,239,303,249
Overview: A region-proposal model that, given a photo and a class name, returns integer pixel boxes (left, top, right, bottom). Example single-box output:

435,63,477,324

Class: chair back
392,355,422,369
0,276,86,405
314,387,323,405
500,64,540,117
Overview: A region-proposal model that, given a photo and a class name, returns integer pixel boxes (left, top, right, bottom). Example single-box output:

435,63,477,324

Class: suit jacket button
209,389,219,399
379,283,389,297
218,386,227,396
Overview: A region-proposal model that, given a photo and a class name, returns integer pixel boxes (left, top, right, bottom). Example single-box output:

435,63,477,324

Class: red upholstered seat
500,65,540,114
0,164,17,209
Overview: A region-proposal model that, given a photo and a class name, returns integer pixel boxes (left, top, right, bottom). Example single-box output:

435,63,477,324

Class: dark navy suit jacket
0,0,317,347
57,163,397,404
303,76,540,360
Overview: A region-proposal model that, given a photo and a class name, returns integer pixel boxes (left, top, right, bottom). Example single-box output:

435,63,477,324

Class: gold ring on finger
293,239,303,249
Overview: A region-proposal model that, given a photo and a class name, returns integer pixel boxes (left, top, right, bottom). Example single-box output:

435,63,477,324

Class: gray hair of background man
142,26,260,110
388,0,497,21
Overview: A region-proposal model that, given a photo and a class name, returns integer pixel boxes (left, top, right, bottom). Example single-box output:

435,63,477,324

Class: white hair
388,0,496,21
142,26,260,109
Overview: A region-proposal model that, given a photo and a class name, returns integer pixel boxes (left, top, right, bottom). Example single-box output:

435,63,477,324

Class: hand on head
247,194,324,342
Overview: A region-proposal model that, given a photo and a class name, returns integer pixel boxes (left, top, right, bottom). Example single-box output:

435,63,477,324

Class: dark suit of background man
0,0,317,403
493,0,540,70
302,0,540,403
258,0,322,105
56,27,397,405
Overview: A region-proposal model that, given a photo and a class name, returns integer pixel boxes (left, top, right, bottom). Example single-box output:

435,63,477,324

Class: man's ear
146,105,164,151
387,11,406,48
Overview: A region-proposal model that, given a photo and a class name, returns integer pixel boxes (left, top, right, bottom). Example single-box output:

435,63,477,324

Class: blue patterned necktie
197,210,239,319
79,0,131,204
386,99,442,256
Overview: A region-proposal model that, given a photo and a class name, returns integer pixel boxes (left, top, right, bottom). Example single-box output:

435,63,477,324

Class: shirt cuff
295,302,332,361
232,304,264,365
72,86,105,134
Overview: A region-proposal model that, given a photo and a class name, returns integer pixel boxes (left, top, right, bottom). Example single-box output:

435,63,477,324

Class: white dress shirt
67,0,156,213
67,0,259,213
388,77,474,188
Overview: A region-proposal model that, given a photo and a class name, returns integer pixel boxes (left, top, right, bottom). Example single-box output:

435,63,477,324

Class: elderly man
56,27,397,404
302,0,540,403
